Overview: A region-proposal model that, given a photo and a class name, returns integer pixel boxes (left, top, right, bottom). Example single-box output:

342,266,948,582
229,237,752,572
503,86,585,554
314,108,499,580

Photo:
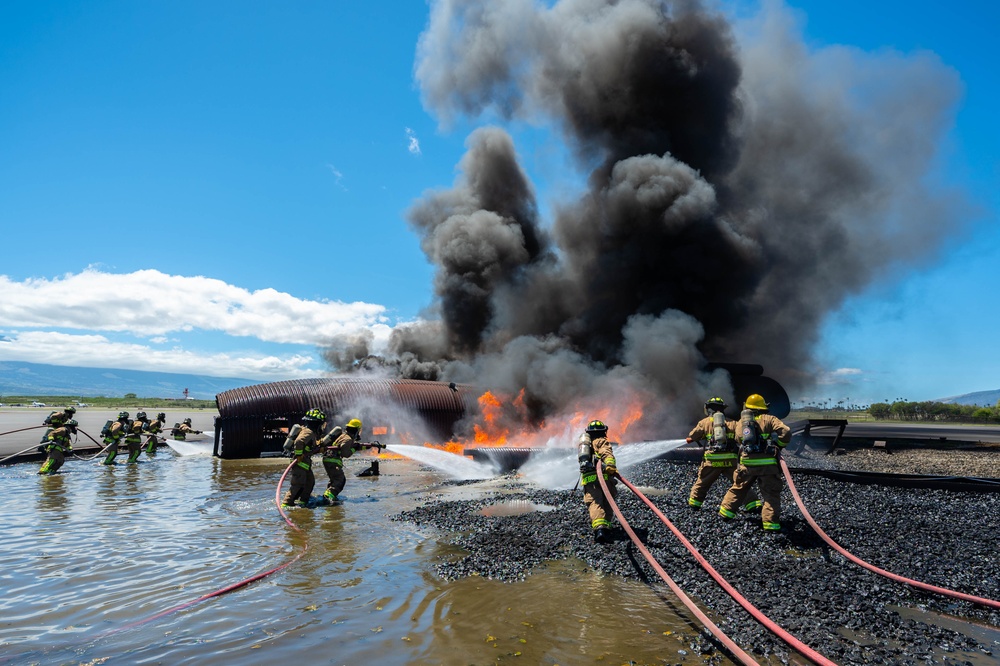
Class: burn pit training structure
213,377,479,459
212,364,789,460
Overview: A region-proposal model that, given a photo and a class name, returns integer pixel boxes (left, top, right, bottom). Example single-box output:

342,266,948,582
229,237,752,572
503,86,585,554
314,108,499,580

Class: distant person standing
172,418,202,441
281,408,325,509
144,412,166,455
101,412,130,465
38,419,78,475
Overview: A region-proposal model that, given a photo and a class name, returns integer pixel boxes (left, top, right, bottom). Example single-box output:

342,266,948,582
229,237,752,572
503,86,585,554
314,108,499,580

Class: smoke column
327,0,966,437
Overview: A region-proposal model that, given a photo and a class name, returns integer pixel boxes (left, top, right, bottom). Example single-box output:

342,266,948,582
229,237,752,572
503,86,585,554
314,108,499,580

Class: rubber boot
594,527,612,544
102,448,118,465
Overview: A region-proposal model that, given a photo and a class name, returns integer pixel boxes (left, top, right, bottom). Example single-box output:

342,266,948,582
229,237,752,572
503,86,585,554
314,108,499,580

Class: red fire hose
599,462,839,666
96,460,308,638
780,459,1000,610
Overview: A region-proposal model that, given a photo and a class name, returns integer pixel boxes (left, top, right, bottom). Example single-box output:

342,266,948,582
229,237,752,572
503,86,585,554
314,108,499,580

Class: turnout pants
323,460,346,499
720,462,784,530
282,464,315,506
38,446,66,474
689,460,759,509
125,438,142,463
583,477,617,531
102,438,121,465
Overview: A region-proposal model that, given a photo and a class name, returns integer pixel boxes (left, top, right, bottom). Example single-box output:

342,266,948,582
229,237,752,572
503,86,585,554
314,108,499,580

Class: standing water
0,424,719,665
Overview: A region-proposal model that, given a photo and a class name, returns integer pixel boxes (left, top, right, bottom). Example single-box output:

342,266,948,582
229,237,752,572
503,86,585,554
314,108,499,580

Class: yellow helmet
744,394,768,411
346,418,363,431
586,420,608,435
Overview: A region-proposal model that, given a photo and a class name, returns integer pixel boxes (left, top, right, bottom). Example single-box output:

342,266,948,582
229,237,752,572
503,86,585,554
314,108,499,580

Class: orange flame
416,387,652,456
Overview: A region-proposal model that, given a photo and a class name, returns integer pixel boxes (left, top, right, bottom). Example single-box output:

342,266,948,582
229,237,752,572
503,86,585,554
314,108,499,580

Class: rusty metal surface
217,378,475,418
214,378,479,458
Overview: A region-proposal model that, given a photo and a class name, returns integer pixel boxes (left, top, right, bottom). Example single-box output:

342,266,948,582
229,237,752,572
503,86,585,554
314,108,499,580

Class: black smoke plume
328,0,966,437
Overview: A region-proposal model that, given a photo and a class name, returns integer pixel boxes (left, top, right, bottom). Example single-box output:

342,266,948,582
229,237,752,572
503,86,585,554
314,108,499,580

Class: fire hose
780,459,1000,610
72,428,119,461
95,459,309,638
0,425,50,464
598,461,839,666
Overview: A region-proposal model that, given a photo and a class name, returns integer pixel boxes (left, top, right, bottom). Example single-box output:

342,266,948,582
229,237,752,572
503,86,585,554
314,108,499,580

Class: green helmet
305,408,326,423
136,411,147,420
65,406,76,414
704,397,727,415
119,411,130,420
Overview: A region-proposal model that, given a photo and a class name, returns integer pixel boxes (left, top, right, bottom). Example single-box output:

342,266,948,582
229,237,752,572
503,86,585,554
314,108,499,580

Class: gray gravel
393,444,1000,665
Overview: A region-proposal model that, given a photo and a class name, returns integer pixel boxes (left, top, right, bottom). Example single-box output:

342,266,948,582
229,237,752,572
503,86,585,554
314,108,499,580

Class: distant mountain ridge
0,361,261,401
936,389,1000,407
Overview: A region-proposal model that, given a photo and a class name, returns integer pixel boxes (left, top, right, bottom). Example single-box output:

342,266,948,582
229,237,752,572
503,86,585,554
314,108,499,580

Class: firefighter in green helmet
281,408,325,509
38,419,78,475
719,394,791,532
686,397,760,512
101,412,130,465
578,419,618,544
144,412,166,456
172,418,202,441
125,412,147,463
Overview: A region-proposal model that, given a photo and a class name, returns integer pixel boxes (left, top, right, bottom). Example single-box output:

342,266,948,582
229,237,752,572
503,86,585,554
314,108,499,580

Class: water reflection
1,452,722,666
36,472,68,518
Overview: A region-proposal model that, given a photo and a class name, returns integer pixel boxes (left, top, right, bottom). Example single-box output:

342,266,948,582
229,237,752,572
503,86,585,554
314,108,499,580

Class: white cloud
0,330,320,380
0,269,390,345
326,163,347,190
0,269,400,379
406,127,421,155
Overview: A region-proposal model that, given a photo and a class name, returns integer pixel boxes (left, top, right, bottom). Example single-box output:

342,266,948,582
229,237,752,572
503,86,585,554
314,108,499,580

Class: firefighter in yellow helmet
686,397,761,511
321,418,363,502
578,419,618,544
281,408,326,509
718,394,791,532
38,419,77,474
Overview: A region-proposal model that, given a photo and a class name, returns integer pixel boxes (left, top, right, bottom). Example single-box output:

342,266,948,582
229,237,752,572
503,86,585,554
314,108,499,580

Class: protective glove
604,463,618,477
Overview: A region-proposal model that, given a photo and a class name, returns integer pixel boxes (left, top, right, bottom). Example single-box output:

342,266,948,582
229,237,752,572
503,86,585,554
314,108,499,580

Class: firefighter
321,417,363,502
686,397,761,511
125,412,147,463
102,412,130,465
43,405,76,428
578,419,618,544
144,412,166,455
718,394,792,532
172,418,202,441
281,408,325,508
38,419,77,474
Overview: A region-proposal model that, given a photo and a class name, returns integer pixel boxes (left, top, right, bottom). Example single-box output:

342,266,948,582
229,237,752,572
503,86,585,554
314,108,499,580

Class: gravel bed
393,446,1000,665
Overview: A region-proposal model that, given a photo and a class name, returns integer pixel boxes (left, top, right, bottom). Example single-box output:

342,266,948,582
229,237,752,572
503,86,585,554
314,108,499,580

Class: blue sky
1,0,997,407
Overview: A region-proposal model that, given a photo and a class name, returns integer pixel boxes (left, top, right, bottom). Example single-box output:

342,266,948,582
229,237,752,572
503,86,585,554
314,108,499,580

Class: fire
423,387,651,456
